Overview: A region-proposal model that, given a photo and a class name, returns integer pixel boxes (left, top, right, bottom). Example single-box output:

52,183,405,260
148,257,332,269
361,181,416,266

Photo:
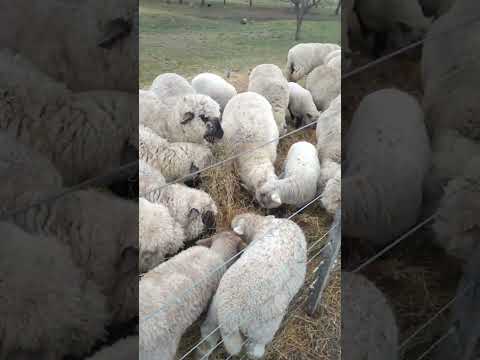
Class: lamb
0,0,138,92
256,141,321,208
140,231,242,360
0,222,108,359
285,43,341,82
197,213,307,359
139,197,186,273
139,124,214,183
153,184,218,241
342,272,399,360
192,72,238,112
139,93,224,145
248,64,289,135
287,82,319,127
421,0,480,141
432,156,480,261
306,65,341,111
355,0,432,56
150,73,195,98
86,336,139,360
220,92,279,194
343,89,431,246
13,189,139,324
0,49,137,185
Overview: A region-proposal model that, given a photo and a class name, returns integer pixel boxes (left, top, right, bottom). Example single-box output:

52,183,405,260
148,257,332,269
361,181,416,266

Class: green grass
140,0,340,86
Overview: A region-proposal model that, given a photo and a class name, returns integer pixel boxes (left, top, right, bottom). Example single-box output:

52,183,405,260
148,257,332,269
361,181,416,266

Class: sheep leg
245,342,266,359
196,304,221,360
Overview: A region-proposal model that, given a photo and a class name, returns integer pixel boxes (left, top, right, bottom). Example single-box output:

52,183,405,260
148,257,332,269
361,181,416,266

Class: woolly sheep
86,336,139,360
422,0,480,141
139,197,186,273
343,89,431,246
306,65,341,111
316,94,341,164
0,49,137,185
221,92,279,194
13,189,139,324
327,54,342,70
432,156,480,261
248,64,289,135
256,141,321,208
0,0,137,92
285,43,340,82
197,214,307,359
287,82,319,127
324,49,341,64
355,0,432,56
342,272,399,360
140,231,242,360
139,124,214,183
139,93,224,145
0,222,108,359
154,184,218,241
150,73,195,98
192,72,238,112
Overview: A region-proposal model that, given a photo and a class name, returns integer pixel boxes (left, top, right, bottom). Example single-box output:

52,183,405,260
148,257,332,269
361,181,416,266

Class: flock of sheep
138,42,342,359
342,0,480,359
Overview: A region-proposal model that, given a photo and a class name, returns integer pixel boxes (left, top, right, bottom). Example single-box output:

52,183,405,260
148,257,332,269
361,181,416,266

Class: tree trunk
335,0,341,15
179,0,183,4
295,6,304,41
201,0,205,6
224,0,226,5
249,0,253,8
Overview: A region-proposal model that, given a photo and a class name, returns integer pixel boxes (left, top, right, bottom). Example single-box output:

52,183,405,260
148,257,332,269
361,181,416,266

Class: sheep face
178,95,223,145
255,182,282,209
183,199,218,240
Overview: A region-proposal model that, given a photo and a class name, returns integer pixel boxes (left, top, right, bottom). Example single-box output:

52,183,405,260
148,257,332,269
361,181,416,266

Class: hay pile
176,73,340,359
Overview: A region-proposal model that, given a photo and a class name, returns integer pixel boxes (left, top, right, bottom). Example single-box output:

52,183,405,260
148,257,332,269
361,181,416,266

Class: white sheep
327,53,342,70
197,213,307,360
306,65,341,111
432,156,480,261
256,141,321,208
150,73,196,98
316,94,341,164
422,0,480,141
324,49,341,65
287,82,319,127
191,72,238,112
355,0,432,56
0,222,108,359
154,184,218,241
343,89,431,246
139,90,162,127
285,43,341,82
0,0,137,92
0,49,137,185
342,272,399,360
139,124,214,183
139,197,186,273
140,231,242,360
139,93,224,146
14,189,139,324
86,336,139,360
221,92,279,194
248,64,289,135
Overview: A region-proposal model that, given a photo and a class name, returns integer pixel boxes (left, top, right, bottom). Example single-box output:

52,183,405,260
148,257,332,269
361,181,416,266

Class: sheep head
255,181,282,209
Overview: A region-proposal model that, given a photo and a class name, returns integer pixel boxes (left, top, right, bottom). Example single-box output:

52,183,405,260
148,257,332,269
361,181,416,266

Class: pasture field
139,0,341,359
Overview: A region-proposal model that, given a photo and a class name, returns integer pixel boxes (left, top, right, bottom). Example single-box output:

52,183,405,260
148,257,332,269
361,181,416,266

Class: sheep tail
221,324,244,356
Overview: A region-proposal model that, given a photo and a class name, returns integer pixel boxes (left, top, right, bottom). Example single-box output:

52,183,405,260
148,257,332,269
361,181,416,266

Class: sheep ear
196,237,213,247
98,18,132,49
181,112,195,124
271,192,282,205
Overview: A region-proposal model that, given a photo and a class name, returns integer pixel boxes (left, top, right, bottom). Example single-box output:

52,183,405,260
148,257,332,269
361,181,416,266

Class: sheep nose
202,211,216,230
209,118,224,140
